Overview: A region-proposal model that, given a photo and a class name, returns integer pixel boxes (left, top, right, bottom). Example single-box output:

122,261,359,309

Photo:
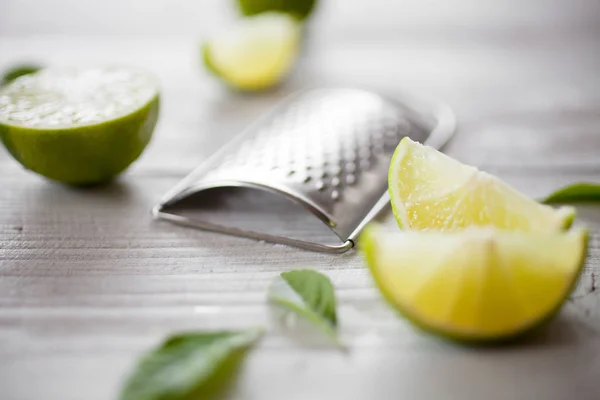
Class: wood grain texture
1,0,600,399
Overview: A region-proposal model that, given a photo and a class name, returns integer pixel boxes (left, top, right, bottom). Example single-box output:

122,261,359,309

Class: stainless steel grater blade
152,88,455,253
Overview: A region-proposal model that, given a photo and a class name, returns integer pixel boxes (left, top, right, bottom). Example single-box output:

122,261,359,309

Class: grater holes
358,147,372,161
331,190,340,201
359,159,372,170
343,149,357,162
371,142,384,155
210,90,413,210
330,165,342,176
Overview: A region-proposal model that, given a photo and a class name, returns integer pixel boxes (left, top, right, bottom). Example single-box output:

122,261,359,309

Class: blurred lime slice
237,0,317,20
0,66,159,185
203,12,301,91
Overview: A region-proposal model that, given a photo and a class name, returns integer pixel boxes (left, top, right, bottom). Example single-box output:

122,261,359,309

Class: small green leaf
120,328,263,400
268,269,342,346
543,183,600,204
1,64,42,86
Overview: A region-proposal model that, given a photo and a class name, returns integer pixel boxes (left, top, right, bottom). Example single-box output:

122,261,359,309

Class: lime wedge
203,12,301,91
237,0,317,20
389,137,575,232
0,66,159,185
361,224,587,342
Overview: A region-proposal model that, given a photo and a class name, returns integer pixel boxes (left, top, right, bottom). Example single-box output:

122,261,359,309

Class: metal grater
152,88,455,253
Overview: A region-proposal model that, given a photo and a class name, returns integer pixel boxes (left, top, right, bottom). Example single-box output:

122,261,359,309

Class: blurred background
3,0,600,182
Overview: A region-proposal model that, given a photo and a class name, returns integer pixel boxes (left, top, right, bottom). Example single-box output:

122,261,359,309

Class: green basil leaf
543,183,600,204
120,328,263,400
268,269,342,346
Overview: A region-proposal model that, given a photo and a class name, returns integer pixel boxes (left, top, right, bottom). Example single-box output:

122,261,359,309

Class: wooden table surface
2,0,600,399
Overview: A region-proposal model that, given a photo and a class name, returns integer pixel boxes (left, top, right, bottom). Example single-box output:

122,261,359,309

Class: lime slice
389,137,575,232
237,0,317,20
203,12,301,91
361,224,587,342
0,66,159,185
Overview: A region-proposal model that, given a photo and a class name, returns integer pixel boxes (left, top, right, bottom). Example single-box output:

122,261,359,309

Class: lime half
389,137,575,232
0,66,159,185
362,224,587,342
203,12,301,91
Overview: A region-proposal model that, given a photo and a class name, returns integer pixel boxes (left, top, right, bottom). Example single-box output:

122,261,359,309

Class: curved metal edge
152,180,352,252
162,179,338,232
152,206,353,254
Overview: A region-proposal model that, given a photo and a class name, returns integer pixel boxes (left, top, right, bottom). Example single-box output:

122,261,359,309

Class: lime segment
388,137,575,232
0,66,159,185
203,12,301,91
361,224,587,342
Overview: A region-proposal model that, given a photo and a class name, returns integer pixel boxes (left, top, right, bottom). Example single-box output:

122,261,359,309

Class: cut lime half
388,137,575,232
0,66,159,185
361,224,587,342
203,12,301,91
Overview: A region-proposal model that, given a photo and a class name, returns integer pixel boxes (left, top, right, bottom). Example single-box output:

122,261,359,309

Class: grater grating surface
153,88,455,253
